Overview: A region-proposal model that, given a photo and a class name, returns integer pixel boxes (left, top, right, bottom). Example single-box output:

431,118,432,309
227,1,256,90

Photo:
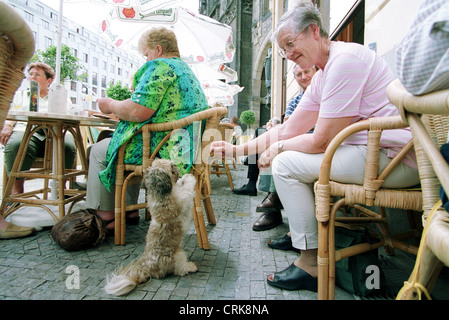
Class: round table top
7,110,118,127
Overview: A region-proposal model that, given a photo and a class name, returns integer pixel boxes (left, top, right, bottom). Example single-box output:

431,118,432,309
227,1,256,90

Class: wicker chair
114,107,228,249
386,79,449,300
314,114,424,300
0,2,35,131
210,122,234,190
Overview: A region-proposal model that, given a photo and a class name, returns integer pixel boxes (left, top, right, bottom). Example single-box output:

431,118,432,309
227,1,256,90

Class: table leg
0,123,34,217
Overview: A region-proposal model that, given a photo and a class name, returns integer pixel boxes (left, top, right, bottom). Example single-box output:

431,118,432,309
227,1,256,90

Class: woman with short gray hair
211,2,419,292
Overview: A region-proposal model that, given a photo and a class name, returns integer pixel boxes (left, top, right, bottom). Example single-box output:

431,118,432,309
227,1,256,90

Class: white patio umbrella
50,0,235,78
201,79,243,107
50,0,242,108
98,6,235,66
188,62,238,82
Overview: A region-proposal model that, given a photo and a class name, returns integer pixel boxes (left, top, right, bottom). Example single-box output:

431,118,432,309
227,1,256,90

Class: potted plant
239,110,256,137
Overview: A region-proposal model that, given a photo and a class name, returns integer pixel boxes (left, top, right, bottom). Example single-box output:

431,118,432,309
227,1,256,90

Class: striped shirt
285,92,303,118
299,41,416,167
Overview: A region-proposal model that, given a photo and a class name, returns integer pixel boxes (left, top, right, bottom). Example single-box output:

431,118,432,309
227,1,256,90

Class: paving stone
1,156,449,302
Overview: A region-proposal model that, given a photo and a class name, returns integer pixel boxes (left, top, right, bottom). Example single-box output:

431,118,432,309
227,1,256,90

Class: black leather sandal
267,263,317,291
268,234,300,252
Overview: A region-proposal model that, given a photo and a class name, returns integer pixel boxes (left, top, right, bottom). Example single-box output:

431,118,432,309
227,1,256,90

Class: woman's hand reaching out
210,141,235,160
258,143,279,169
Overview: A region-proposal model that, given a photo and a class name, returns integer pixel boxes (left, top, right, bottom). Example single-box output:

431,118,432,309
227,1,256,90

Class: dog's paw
175,261,198,276
187,261,198,273
183,261,198,275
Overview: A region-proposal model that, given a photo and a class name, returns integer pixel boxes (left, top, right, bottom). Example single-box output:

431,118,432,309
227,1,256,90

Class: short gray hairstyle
272,2,329,44
272,117,281,124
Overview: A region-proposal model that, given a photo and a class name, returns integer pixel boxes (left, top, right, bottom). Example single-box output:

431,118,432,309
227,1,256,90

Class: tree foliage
31,44,87,83
239,110,256,126
106,81,132,101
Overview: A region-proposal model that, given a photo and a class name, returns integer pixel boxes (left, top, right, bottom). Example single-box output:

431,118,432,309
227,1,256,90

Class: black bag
440,143,449,212
334,226,386,297
51,209,106,251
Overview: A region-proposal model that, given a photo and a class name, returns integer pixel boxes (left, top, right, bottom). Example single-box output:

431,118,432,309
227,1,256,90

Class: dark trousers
247,127,267,182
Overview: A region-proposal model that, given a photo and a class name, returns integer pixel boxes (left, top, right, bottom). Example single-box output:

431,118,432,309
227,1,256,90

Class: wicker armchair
114,107,228,249
0,2,35,130
386,79,449,300
210,122,234,190
314,114,424,300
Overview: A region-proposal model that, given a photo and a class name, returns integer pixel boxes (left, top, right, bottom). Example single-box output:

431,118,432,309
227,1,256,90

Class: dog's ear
145,167,173,196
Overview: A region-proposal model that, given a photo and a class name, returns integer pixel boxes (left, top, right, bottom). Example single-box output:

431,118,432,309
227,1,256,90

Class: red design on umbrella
122,7,136,19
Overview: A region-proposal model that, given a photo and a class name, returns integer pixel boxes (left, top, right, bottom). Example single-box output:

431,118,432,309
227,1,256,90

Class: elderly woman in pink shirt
210,2,419,292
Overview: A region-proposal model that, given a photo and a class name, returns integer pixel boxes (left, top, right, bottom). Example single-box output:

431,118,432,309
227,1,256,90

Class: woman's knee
4,135,22,155
89,138,110,162
272,151,316,183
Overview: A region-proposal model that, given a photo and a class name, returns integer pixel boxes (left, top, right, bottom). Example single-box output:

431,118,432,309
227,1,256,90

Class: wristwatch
278,140,284,153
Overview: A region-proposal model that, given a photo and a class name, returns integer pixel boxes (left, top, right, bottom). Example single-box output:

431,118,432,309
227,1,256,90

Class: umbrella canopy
188,62,238,82
98,5,235,66
49,0,242,107
201,79,243,107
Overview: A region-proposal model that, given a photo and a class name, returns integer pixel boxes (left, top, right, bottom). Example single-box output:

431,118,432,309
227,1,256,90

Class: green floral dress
98,57,208,191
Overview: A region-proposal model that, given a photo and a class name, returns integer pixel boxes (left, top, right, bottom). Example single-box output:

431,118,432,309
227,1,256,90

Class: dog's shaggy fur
104,159,198,296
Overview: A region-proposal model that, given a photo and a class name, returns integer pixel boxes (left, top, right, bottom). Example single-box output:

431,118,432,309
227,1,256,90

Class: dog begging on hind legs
104,159,198,296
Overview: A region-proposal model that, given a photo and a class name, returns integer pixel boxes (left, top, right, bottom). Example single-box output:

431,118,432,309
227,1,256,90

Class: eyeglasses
278,32,302,59
142,49,151,60
28,72,43,78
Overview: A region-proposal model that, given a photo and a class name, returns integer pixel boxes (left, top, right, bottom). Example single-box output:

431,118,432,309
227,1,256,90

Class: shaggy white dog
104,159,198,296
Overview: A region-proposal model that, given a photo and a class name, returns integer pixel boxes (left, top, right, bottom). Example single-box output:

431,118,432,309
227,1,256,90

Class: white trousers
272,145,420,251
85,138,140,211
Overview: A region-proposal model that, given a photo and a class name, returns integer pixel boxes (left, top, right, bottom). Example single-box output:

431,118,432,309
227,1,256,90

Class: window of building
101,76,107,88
45,36,52,47
83,53,88,63
92,72,98,86
50,12,58,21
25,11,34,23
42,20,49,30
71,81,77,91
261,0,270,17
93,57,98,67
36,4,44,13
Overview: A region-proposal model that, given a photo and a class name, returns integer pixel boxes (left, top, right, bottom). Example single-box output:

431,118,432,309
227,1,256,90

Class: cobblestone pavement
1,156,448,302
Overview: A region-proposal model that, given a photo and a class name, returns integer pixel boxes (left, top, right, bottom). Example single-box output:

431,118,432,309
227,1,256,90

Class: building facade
201,0,423,128
200,0,255,124
5,0,142,111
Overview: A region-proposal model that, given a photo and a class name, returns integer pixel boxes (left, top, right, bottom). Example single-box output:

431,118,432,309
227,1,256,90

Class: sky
39,0,200,32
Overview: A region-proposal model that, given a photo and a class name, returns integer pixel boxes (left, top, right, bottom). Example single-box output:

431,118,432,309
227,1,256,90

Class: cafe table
0,110,118,222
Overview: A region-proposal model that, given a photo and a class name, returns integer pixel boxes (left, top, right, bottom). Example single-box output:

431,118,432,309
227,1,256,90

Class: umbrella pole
55,0,63,84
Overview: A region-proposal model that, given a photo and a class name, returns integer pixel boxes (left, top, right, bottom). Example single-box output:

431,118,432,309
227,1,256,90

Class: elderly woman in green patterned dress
86,27,209,231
